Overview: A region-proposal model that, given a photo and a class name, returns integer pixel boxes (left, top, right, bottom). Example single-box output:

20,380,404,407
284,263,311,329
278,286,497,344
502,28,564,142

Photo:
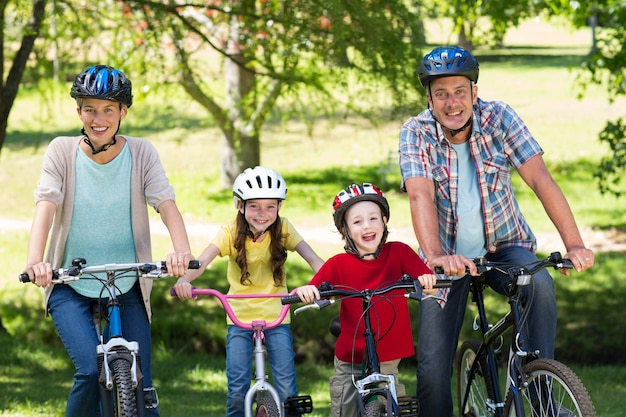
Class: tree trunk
220,4,259,187
0,0,47,154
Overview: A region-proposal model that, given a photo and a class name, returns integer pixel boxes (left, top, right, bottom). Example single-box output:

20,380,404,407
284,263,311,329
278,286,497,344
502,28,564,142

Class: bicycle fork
244,324,284,417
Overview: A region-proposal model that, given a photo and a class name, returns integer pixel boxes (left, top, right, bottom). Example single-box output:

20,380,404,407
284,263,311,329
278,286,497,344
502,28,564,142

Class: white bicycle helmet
233,166,287,207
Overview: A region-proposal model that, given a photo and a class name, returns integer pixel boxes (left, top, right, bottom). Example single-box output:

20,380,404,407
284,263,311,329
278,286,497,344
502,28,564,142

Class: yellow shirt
212,217,303,324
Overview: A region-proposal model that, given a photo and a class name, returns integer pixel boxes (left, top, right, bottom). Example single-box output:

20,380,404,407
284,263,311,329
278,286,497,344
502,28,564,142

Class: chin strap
447,116,473,137
82,135,117,155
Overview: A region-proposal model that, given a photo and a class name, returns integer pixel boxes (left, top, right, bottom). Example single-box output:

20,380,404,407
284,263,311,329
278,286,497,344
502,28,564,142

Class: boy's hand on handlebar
166,251,194,277
429,254,478,277
24,262,53,287
564,247,594,274
417,273,438,295
296,285,319,304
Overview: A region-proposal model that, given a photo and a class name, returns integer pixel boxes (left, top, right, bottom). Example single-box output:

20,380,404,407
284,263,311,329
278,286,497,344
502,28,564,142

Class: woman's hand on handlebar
429,254,478,277
166,251,194,277
23,262,53,288
296,285,320,304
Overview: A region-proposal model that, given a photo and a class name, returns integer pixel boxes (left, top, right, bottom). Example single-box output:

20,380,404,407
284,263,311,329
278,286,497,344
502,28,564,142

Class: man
398,46,594,417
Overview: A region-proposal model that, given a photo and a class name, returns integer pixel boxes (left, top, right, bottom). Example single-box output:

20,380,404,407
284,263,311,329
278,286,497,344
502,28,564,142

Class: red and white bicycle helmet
233,166,287,207
332,183,390,231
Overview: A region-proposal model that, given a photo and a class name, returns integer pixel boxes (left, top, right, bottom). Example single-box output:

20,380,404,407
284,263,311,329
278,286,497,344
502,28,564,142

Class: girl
295,183,438,417
173,166,324,417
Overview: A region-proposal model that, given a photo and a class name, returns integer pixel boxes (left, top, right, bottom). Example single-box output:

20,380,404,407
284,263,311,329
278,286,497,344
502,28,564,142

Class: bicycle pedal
284,395,313,414
397,396,419,417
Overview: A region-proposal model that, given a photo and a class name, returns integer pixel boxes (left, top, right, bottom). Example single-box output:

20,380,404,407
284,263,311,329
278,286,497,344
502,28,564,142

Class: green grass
2,17,626,417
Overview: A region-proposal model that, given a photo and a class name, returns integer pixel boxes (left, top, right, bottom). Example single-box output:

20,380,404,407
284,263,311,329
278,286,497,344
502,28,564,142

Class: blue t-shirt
63,143,137,297
450,141,486,258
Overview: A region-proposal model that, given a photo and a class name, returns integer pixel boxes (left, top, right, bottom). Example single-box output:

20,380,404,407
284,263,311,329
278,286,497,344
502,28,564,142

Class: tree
0,0,48,152
62,0,425,187
552,0,626,197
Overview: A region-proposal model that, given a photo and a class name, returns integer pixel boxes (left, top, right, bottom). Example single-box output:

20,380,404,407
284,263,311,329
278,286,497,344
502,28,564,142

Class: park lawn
1,16,626,417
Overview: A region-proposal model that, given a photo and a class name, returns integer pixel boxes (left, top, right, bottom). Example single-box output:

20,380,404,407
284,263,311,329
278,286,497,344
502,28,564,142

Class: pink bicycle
171,287,313,417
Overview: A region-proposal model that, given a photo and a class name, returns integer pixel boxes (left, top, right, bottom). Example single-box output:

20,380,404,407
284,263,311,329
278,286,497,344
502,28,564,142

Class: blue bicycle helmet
418,46,479,88
70,65,133,108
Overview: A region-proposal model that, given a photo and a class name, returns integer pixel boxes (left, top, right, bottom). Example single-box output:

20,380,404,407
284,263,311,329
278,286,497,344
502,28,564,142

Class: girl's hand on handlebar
429,254,478,277
173,279,195,299
23,262,53,287
417,273,438,295
166,251,194,277
296,285,319,304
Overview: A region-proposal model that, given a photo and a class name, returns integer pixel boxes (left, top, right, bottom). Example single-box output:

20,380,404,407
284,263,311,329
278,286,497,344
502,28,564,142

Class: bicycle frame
21,257,198,417
457,252,580,417
172,288,313,417
283,275,451,417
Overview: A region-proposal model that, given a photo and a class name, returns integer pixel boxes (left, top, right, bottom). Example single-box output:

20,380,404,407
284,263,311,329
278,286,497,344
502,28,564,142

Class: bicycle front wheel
256,391,280,417
112,358,138,417
503,358,596,417
457,339,498,417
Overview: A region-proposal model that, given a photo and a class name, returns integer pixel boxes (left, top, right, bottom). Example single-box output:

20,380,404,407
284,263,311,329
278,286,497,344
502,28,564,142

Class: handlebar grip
435,279,453,288
434,266,444,274
170,288,178,297
19,270,59,283
281,294,303,305
188,260,201,269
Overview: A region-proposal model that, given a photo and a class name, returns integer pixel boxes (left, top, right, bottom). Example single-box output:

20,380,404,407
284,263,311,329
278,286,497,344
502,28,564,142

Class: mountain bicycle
281,274,452,417
170,286,314,417
451,252,596,417
20,257,199,417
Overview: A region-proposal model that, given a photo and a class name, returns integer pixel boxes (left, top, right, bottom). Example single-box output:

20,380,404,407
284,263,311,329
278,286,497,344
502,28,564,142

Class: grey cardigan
36,135,175,321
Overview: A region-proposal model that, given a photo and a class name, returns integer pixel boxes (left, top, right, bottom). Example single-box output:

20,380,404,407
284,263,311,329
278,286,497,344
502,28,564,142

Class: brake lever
294,299,334,315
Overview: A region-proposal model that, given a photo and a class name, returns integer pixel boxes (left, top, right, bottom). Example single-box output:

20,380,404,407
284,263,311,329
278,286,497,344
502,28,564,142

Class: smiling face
343,201,387,259
427,75,477,143
239,199,281,236
77,98,127,144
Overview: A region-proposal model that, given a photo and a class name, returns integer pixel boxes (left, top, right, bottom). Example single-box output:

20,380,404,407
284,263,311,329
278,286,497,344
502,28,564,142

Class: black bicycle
282,274,451,417
453,252,596,417
20,258,199,417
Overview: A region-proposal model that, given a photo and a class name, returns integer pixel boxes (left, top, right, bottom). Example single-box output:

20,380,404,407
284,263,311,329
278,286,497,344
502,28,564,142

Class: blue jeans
416,247,556,417
225,324,298,417
48,283,159,417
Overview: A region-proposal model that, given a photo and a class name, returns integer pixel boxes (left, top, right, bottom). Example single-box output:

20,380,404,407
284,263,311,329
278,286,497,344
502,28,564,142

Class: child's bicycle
20,257,199,417
281,274,452,417
170,286,314,417
451,252,596,417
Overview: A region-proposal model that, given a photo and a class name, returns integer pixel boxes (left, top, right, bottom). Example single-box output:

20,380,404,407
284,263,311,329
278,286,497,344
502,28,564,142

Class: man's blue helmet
418,46,479,88
70,65,133,108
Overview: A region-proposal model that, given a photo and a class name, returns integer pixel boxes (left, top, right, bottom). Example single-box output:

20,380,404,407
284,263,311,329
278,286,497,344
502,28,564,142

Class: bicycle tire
457,339,498,417
363,400,385,417
112,358,138,417
256,391,280,417
503,358,596,417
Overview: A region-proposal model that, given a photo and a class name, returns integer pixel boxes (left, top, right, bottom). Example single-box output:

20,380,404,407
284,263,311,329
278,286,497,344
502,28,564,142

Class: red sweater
309,241,432,363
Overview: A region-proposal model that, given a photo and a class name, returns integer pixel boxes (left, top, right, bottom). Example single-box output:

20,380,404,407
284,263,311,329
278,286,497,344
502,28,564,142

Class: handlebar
19,258,201,283
170,287,296,331
433,251,574,279
280,274,455,315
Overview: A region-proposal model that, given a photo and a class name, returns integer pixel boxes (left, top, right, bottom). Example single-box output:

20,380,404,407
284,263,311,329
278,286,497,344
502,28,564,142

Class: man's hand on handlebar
428,254,479,277
564,247,594,275
296,285,320,304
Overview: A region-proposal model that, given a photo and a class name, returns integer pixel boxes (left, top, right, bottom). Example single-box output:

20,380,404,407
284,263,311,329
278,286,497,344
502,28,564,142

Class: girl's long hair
233,209,288,286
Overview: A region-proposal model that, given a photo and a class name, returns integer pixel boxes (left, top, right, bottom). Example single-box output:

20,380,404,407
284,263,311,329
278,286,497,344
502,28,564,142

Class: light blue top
450,141,486,258
63,142,137,297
